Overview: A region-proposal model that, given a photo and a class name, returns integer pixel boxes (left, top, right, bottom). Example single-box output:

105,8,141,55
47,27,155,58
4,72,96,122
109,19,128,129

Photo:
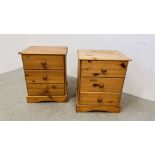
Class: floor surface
0,69,155,121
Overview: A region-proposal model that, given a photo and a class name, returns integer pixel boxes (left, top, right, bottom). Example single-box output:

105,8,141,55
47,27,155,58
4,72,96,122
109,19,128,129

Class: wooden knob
43,75,47,80
41,61,46,68
43,87,48,93
101,68,107,73
97,97,102,103
99,83,104,88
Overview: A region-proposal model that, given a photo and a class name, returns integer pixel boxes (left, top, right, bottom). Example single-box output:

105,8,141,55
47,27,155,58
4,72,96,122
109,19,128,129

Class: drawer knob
97,97,102,103
41,61,47,68
43,87,48,93
43,75,48,80
101,68,107,73
99,83,104,88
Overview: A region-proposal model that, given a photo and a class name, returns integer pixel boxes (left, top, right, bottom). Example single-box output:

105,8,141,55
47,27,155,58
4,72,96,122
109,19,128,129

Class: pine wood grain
19,46,68,55
27,84,65,96
27,94,68,103
76,50,131,112
78,50,131,61
76,93,120,112
81,60,128,78
25,70,64,84
79,92,121,106
80,77,124,93
22,55,64,70
19,46,68,103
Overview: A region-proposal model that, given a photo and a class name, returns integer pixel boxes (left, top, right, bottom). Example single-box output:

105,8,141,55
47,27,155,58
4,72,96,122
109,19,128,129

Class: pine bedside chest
19,46,68,103
76,50,131,112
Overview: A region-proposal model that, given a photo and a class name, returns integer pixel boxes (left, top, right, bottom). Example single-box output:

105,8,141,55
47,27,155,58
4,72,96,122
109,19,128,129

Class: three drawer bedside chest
76,50,131,112
19,46,68,103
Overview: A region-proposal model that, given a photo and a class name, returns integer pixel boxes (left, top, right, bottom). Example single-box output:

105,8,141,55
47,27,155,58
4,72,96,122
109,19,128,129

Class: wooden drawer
22,55,64,69
27,84,64,96
81,60,128,77
80,77,124,93
25,70,64,84
79,92,121,106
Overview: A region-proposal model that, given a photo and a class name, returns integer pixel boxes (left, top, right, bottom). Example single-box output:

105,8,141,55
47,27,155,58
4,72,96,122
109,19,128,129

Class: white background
0,34,155,101
0,0,155,155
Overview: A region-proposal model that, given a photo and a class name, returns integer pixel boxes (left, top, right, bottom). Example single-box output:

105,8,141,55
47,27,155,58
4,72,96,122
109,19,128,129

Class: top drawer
22,55,64,70
81,60,128,77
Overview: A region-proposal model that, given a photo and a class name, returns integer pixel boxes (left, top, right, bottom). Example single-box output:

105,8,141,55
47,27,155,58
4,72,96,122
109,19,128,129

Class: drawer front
22,55,64,69
27,84,64,96
25,70,64,84
81,60,128,77
80,77,124,93
80,92,121,105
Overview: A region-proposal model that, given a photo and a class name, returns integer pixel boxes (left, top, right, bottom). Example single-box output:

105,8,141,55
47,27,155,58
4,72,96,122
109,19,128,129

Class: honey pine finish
19,46,68,103
76,50,131,112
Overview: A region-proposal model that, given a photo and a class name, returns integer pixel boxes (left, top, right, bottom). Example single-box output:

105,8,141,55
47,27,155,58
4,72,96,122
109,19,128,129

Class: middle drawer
80,77,124,93
25,70,64,84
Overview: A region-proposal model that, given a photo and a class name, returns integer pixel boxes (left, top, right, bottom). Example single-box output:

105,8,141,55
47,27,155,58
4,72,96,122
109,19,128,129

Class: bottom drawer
79,92,121,106
27,84,64,96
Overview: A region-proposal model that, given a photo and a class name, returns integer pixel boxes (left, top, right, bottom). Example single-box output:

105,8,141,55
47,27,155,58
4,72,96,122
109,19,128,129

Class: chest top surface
78,50,131,61
19,46,68,55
